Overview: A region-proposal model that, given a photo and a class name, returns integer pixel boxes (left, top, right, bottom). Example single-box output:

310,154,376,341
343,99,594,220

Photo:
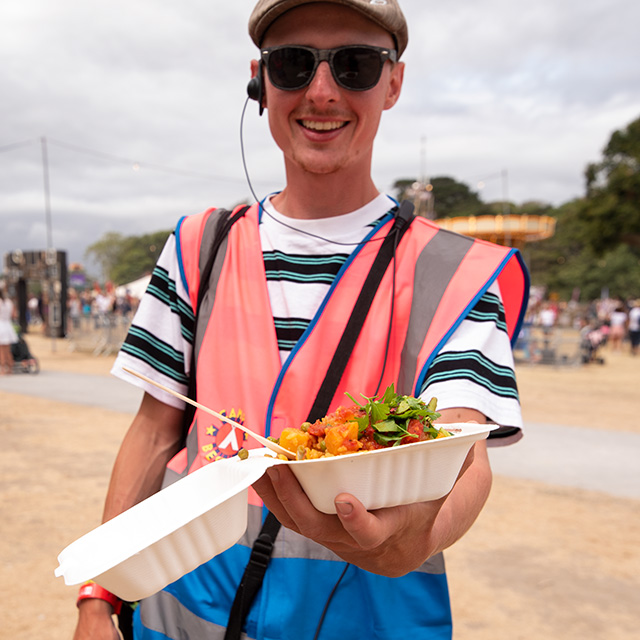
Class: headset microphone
393,199,414,229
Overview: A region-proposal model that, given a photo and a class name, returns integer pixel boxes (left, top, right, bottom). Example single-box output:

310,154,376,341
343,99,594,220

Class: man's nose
304,61,340,103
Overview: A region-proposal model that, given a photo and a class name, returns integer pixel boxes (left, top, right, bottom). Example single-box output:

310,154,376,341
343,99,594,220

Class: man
73,1,528,638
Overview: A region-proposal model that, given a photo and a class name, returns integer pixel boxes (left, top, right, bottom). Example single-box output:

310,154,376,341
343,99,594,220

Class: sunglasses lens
267,47,316,89
333,47,383,90
265,46,387,91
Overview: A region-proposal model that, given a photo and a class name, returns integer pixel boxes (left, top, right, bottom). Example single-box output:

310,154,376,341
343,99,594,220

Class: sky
1,0,639,270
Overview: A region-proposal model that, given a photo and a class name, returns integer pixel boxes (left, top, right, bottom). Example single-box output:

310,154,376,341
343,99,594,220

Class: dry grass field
1,332,638,639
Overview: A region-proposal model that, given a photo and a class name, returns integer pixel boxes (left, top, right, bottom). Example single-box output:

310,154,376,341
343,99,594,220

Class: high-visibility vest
164,203,528,488
137,203,529,640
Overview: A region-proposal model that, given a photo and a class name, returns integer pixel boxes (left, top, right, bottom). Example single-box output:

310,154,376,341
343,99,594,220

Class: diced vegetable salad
273,384,452,460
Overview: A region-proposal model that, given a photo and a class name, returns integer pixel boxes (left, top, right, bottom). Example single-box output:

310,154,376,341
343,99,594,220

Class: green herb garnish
345,384,442,447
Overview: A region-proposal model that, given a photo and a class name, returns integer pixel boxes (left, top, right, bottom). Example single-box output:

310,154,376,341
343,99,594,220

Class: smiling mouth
300,120,348,132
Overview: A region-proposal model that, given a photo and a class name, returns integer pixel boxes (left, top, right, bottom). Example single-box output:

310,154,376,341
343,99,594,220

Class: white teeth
301,120,346,131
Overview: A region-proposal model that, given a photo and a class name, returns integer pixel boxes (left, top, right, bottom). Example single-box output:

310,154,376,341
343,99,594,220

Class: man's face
253,3,404,178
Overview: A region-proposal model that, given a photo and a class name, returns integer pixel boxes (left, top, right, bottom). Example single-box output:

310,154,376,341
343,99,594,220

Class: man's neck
271,166,380,220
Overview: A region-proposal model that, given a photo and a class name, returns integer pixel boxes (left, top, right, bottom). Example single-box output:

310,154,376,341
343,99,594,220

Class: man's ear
383,61,405,111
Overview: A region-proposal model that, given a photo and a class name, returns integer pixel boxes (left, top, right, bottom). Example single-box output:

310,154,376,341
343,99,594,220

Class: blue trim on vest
258,556,452,640
174,216,190,300
511,249,531,347
264,212,395,437
138,543,452,640
413,248,527,397
256,193,281,224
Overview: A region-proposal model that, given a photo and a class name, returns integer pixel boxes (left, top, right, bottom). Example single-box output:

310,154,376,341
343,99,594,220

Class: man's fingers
267,466,348,542
254,466,338,541
253,468,385,551
252,467,300,532
333,494,393,550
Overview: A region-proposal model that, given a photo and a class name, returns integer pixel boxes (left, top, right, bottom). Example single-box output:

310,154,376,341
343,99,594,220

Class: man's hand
252,440,483,577
73,599,120,640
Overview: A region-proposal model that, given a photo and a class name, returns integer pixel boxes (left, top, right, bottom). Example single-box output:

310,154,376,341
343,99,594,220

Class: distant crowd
521,295,640,362
65,284,140,332
3,279,640,364
23,283,141,335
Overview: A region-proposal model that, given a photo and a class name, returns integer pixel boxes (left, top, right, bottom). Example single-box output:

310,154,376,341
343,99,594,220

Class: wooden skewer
123,367,295,460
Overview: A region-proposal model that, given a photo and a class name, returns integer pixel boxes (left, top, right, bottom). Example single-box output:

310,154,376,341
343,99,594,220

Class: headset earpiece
247,76,261,101
247,65,265,116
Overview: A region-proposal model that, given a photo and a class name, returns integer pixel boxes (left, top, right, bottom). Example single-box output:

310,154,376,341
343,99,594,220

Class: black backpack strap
307,200,415,422
224,201,416,639
116,602,135,640
223,511,281,640
181,205,250,443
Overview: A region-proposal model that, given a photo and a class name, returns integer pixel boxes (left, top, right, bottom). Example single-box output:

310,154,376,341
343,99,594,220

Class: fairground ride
433,214,556,250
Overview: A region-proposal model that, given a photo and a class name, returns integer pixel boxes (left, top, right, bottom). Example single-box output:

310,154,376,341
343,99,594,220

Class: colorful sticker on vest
201,409,248,461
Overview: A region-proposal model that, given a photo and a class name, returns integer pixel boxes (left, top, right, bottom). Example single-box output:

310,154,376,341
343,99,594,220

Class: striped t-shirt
112,194,522,431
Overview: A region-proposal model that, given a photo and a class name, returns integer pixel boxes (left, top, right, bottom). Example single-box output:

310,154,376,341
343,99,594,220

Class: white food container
55,455,276,601
287,422,493,514
55,422,492,601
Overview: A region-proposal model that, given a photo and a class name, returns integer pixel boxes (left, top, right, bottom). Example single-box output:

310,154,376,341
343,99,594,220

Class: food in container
55,385,494,601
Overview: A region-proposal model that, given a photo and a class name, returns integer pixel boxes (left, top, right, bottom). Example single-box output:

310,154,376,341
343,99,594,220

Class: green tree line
86,115,640,301
85,229,171,286
394,114,640,301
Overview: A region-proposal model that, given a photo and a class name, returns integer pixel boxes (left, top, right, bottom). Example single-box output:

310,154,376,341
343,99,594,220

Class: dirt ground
1,333,638,639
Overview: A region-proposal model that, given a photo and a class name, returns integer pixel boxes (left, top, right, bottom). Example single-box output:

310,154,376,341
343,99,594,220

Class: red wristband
77,580,122,615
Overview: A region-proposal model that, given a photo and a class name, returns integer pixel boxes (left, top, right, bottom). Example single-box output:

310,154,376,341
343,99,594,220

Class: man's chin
290,151,348,176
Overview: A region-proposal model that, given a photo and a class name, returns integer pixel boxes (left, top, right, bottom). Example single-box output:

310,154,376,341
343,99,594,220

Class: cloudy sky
1,0,639,269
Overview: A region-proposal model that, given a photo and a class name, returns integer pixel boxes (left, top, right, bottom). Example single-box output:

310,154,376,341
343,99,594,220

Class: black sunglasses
260,45,397,92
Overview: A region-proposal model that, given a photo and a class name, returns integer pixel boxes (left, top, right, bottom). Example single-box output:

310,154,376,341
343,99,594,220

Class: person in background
608,303,628,351
72,1,529,638
538,300,557,334
627,300,640,355
27,294,40,326
0,289,19,374
68,289,82,331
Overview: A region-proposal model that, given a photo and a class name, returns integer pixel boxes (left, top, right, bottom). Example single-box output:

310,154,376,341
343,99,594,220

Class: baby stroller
11,332,40,374
580,324,605,365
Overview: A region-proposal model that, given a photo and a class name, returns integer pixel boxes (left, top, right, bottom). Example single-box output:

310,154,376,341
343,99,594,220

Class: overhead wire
0,139,37,154
0,136,270,186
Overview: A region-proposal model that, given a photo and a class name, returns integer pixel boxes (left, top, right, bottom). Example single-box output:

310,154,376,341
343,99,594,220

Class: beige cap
249,0,409,57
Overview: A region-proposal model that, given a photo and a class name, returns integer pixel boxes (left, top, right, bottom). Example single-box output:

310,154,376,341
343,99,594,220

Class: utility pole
41,136,53,250
41,136,57,350
501,168,511,246
501,168,510,216
420,135,427,185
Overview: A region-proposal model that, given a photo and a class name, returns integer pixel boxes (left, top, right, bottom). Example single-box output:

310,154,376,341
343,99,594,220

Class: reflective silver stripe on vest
240,504,445,574
139,589,255,640
161,415,202,489
161,211,238,490
398,228,474,394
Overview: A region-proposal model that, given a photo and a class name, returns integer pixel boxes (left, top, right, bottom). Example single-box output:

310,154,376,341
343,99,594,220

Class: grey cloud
1,0,639,269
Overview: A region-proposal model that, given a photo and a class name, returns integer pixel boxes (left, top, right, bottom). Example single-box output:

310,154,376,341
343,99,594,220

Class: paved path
2,370,639,500
0,369,143,414
488,422,639,499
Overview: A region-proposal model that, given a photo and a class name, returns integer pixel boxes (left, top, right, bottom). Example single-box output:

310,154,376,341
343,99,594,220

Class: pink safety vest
165,203,528,500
